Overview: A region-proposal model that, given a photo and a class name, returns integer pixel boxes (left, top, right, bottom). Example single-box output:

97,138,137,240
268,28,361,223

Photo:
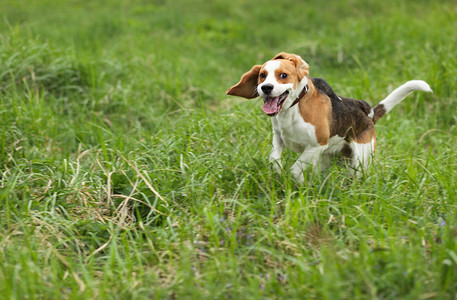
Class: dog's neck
289,82,309,109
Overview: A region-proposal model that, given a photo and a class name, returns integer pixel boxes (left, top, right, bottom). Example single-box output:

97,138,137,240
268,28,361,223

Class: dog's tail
371,80,432,124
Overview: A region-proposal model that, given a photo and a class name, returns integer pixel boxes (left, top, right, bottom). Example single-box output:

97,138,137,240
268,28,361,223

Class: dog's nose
261,84,274,95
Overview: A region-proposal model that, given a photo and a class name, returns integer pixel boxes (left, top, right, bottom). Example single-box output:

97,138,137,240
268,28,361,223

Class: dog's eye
259,73,266,79
279,73,288,79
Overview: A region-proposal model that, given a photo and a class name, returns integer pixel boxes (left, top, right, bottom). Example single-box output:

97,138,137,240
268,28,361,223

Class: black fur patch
373,104,386,124
311,78,374,142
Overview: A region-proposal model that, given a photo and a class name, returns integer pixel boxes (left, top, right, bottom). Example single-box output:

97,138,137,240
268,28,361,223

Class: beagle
227,52,432,182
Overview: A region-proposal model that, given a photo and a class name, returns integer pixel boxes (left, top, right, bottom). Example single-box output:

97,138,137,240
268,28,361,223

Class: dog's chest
272,109,319,152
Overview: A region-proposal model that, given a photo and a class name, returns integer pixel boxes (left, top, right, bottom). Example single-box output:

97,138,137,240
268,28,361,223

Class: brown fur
298,82,332,145
297,79,376,146
226,65,261,99
372,104,386,124
227,54,377,147
226,53,378,147
256,60,303,88
273,52,309,79
226,52,431,181
355,125,376,144
227,53,309,97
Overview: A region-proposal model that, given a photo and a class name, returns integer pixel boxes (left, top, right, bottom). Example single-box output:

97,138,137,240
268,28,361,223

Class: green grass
1,0,456,298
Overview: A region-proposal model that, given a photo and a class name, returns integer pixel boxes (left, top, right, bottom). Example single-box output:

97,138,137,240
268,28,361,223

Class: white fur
287,135,355,183
270,100,358,183
368,108,374,119
260,60,397,183
290,145,327,182
287,138,375,183
263,61,345,182
265,70,377,182
257,61,293,98
258,60,309,102
379,80,432,114
351,139,375,171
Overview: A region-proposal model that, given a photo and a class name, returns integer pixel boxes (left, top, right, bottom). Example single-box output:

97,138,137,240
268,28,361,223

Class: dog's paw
291,164,304,184
269,160,283,175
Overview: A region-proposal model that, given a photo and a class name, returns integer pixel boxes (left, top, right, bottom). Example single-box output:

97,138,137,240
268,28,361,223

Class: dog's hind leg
350,140,375,176
291,145,328,183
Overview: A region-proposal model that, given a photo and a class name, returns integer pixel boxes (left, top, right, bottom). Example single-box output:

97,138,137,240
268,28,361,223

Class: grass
0,0,456,298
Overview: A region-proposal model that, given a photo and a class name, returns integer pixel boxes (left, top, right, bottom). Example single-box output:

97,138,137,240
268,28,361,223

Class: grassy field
1,0,456,298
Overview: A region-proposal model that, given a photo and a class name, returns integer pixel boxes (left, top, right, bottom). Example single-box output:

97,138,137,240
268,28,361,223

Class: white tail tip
379,80,432,114
405,80,433,93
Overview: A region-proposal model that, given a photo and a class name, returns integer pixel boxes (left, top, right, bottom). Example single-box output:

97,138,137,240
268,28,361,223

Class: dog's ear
273,52,309,80
226,65,261,99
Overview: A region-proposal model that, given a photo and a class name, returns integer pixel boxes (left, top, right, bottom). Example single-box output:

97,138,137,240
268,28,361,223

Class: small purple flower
220,240,225,246
260,284,265,290
310,260,321,266
440,221,446,226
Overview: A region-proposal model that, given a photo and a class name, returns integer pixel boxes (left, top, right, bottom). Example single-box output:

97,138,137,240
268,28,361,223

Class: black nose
261,84,274,95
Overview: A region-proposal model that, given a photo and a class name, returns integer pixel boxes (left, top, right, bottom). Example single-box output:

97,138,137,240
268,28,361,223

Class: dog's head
227,52,309,116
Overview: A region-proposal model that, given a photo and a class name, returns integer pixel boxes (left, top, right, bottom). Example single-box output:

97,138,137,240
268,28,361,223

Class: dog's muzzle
262,91,289,116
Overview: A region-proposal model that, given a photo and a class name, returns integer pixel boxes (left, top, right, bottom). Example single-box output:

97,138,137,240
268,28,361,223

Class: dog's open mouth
262,91,289,116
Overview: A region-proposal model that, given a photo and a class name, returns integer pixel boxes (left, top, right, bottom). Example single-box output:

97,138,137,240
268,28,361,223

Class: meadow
0,0,456,298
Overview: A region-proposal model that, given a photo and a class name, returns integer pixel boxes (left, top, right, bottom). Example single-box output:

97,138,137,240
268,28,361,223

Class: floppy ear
273,52,309,80
226,65,261,99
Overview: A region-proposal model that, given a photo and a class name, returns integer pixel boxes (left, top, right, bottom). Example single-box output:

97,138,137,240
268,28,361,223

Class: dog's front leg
269,130,284,174
291,146,326,183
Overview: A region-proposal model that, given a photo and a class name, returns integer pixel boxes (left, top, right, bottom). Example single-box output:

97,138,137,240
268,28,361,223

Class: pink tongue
262,97,280,115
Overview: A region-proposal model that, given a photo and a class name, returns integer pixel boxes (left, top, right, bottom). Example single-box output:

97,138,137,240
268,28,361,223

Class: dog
226,52,432,182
